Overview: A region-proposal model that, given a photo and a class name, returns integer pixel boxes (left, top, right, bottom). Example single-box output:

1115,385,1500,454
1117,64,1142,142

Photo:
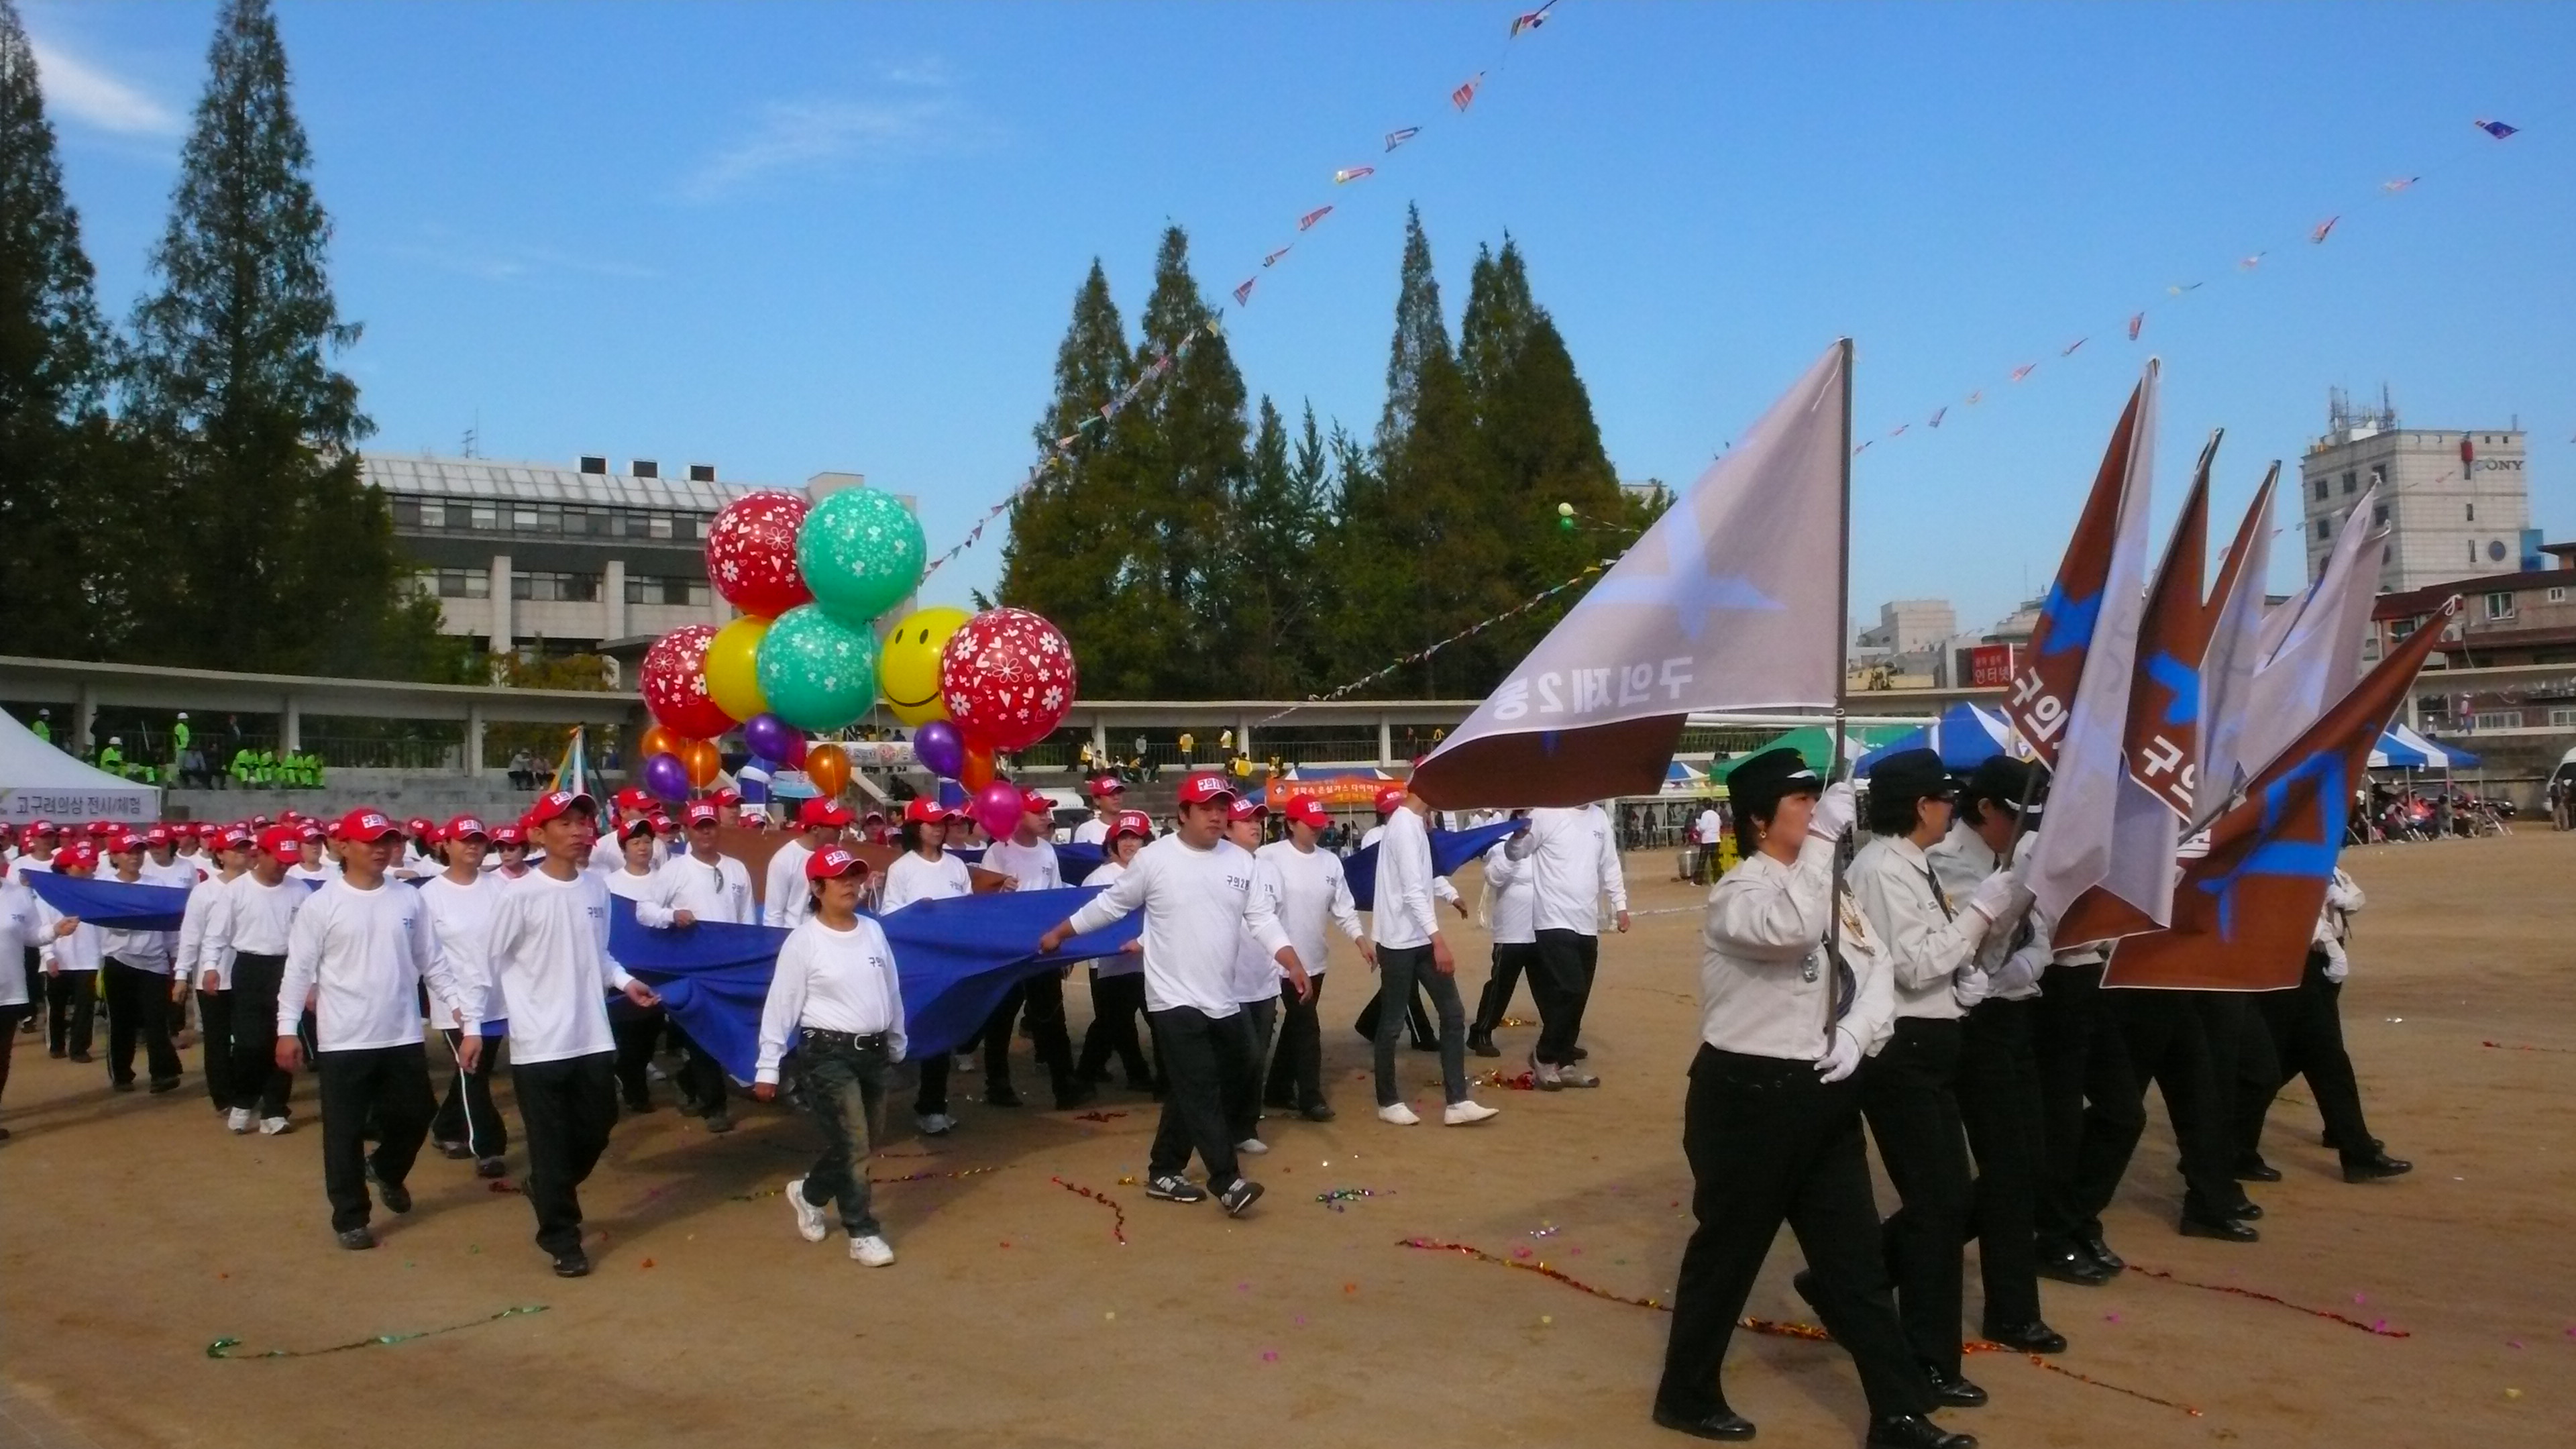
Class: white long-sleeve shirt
205,875,304,959
98,877,174,972
1245,840,1365,979
0,878,34,1008
754,914,908,1083
1072,816,1110,846
1362,822,1460,906
176,873,238,990
1079,861,1142,978
276,877,462,1053
1064,834,1255,1017
418,872,506,1025
1521,805,1629,935
472,868,635,1065
1926,822,2041,1001
1849,834,1993,1022
2313,867,2365,979
983,838,1062,892
1482,840,1537,946
36,894,101,975
642,851,756,926
762,838,818,928
879,850,973,913
1369,808,1440,950
1697,835,1897,1061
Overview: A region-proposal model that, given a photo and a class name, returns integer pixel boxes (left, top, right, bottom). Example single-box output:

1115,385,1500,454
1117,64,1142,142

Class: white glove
1813,1025,1864,1083
1966,869,2033,926
2320,939,2350,983
1808,782,1856,841
1992,945,2047,997
1951,966,1992,1010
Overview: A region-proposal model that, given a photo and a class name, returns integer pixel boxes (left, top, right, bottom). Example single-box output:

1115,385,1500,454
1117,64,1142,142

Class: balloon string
2123,1264,2410,1336
207,1305,547,1360
1050,1175,1128,1244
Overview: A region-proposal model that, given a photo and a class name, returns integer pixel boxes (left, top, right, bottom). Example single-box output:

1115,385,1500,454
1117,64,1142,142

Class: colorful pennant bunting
2475,118,2518,138
1385,126,1421,152
1452,73,1484,111
2310,215,2339,244
1334,166,1377,184
1232,278,1256,305
1298,205,1334,231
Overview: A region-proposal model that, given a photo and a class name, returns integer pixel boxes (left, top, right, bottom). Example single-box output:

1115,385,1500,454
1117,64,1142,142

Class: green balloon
798,488,926,628
755,604,880,732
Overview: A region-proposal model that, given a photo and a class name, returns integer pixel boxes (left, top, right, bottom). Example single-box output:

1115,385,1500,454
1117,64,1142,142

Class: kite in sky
1385,126,1420,152
2311,216,2339,244
1452,73,1483,111
2475,118,2518,138
1232,278,1255,305
2127,312,2144,341
1262,246,1292,268
1297,205,1333,231
1334,166,1376,184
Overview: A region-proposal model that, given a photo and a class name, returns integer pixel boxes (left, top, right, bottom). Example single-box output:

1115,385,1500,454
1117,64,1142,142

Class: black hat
1868,747,1955,802
1728,746,1822,818
1962,755,2046,816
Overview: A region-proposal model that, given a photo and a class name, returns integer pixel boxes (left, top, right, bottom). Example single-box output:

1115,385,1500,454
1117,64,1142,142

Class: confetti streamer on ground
1073,1110,1131,1122
2482,1040,2576,1055
727,1165,1004,1200
2125,1265,2410,1336
207,1305,547,1360
1051,1175,1129,1244
1318,1187,1381,1212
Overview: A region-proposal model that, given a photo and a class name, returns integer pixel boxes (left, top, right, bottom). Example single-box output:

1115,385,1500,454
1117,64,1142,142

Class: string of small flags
1260,557,1610,725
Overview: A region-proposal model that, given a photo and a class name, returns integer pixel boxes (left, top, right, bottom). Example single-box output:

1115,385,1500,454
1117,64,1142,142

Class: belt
797,1026,889,1051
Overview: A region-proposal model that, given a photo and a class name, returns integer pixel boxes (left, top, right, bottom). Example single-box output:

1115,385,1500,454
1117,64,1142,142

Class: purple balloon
742,712,798,765
973,780,1026,841
641,751,690,803
915,719,965,778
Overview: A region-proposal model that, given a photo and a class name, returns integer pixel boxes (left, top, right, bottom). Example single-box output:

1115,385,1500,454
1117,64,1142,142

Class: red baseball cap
1087,775,1126,798
902,797,949,826
616,816,657,844
143,824,173,846
337,808,405,844
422,825,446,846
1281,797,1329,830
1175,773,1236,808
445,814,490,841
1373,784,1409,816
1020,788,1054,816
803,845,871,881
711,788,741,807
490,824,527,847
1111,809,1155,841
684,802,720,828
1226,797,1268,823
57,843,98,871
318,822,341,843
527,790,597,826
211,826,252,852
251,814,272,828
405,816,435,835
614,786,650,812
256,826,301,862
798,797,854,830
108,831,145,855
26,820,58,837
649,812,678,834
85,820,114,836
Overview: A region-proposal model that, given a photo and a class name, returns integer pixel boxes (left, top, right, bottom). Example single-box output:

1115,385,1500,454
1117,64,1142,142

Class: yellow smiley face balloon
879,606,971,726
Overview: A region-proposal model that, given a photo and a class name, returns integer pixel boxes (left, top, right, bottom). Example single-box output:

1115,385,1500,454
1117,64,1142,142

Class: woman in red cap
1250,797,1371,1122
420,815,510,1177
977,786,1091,1111
602,814,677,1115
176,826,254,1120
753,845,906,1267
883,798,973,1136
1072,810,1157,1091
35,843,102,1062
205,826,310,1133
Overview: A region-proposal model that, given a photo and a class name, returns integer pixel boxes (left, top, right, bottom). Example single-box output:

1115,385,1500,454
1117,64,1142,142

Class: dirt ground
4,831,2571,1449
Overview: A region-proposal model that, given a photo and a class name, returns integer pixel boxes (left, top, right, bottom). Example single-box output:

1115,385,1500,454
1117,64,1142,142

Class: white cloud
680,64,994,201
28,39,181,138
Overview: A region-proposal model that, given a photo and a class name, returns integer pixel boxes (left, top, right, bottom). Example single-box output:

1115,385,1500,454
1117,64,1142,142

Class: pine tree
1222,396,1330,697
1375,204,1451,462
123,0,438,678
1132,225,1249,694
0,1,147,659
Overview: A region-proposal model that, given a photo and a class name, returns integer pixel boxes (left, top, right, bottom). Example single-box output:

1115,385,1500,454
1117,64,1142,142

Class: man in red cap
1222,797,1281,1151
1072,775,1125,846
274,809,472,1250
99,832,184,1093
205,826,311,1132
978,786,1091,1110
420,815,510,1176
1356,783,1462,1053
764,797,852,930
1039,773,1295,1216
36,843,103,1062
13,822,60,1036
630,800,753,1128
469,789,662,1277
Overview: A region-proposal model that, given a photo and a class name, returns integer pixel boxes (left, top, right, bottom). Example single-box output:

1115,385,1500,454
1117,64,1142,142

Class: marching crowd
0,746,2411,1448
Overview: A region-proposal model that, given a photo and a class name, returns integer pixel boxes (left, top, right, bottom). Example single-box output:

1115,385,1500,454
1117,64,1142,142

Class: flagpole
1832,336,1855,777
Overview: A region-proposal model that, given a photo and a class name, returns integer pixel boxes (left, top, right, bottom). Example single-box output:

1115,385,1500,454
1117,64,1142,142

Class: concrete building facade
2297,392,2530,594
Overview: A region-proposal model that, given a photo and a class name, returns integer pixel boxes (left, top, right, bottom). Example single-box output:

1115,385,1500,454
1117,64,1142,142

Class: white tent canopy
0,709,160,823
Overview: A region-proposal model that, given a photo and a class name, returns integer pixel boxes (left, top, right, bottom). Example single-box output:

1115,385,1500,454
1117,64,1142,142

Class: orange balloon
806,743,851,799
681,739,722,788
959,742,996,792
640,724,683,760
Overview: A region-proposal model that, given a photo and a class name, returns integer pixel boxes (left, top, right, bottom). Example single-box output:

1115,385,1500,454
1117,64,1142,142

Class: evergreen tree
1221,396,1330,698
123,0,439,678
1132,225,1249,694
0,1,148,659
1374,204,1451,462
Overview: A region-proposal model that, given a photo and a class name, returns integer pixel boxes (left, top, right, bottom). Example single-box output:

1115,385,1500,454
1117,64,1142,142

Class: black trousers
1077,969,1154,1086
317,1043,435,1234
197,989,237,1110
0,1002,24,1106
511,1053,619,1256
45,968,97,1057
982,971,1076,1095
18,947,38,1028
1956,996,2046,1327
1859,1016,1973,1375
1354,979,1437,1049
2108,988,2240,1222
432,1028,509,1159
2033,961,2144,1255
227,953,294,1118
102,959,182,1086
1264,974,1329,1109
608,1003,664,1110
1230,994,1279,1142
1658,1046,1931,1420
2190,991,2279,1171
1472,941,1541,1036
1532,928,1600,1066
670,1023,729,1116
2249,953,2377,1161
1145,1005,1254,1191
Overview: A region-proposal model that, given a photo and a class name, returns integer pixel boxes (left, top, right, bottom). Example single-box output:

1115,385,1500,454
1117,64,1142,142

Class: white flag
2191,467,2277,821
1410,342,1849,808
2233,489,2380,786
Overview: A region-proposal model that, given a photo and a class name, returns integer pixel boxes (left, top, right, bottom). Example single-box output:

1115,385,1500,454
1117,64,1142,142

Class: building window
625,575,710,607
2489,540,2508,562
2469,541,2479,564
2549,707,2576,727
512,570,601,603
2465,503,2475,523
2312,477,2329,502
2389,617,2418,641
2471,710,2522,731
2381,544,2392,564
2549,587,2569,604
2317,519,2332,539
427,567,488,599
390,498,423,527
2373,504,2388,527
2361,635,2381,661
2485,592,2515,621
2341,470,2357,495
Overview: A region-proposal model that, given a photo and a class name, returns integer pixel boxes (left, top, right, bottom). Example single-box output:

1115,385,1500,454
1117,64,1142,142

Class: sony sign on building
2298,388,2532,594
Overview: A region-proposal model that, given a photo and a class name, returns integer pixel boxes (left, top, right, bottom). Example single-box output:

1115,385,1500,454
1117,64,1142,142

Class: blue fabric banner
22,872,191,931
1340,818,1523,912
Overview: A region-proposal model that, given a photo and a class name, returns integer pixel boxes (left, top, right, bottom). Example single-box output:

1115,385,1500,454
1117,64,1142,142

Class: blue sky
24,0,2575,638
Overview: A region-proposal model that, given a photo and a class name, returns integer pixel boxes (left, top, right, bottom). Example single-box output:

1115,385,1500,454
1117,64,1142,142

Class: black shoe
703,1111,734,1134
1868,1414,1976,1449
674,1097,707,1118
1650,1401,1756,1440
551,1248,591,1278
2036,1247,2113,1287
111,1077,136,1093
336,1228,374,1251
475,1157,508,1179
148,1076,182,1094
2232,1199,2265,1221
2235,1154,2283,1183
1144,1173,1206,1203
366,1163,413,1214
1052,1079,1097,1110
48,1048,66,1059
1126,1076,1157,1093
1923,1363,1987,1408
2343,1149,2413,1182
1981,1320,2068,1354
1301,1101,1336,1122
985,1085,1023,1108
1571,1045,1590,1061
1466,1030,1500,1059
433,1138,472,1161
1218,1178,1265,1217
1407,1037,1439,1053
2178,1214,2259,1242
2078,1233,2126,1273
69,1051,91,1063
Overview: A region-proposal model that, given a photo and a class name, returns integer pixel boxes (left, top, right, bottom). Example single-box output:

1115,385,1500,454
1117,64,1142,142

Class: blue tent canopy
1854,702,2012,776
2367,731,2428,769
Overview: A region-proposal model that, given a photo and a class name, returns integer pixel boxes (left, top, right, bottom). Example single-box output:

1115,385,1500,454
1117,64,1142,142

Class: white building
2297,390,2531,594
1855,598,1957,656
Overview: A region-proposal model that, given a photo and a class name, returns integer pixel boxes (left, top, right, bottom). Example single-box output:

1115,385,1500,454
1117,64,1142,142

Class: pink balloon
972,780,1025,841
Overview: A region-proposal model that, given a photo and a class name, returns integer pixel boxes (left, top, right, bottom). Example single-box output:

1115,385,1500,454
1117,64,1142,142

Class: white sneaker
1531,1056,1564,1091
850,1234,896,1267
786,1179,828,1243
951,1052,977,1073
915,1112,954,1136
1443,1100,1501,1126
258,1116,294,1136
226,1108,253,1134
1377,1102,1420,1126
1235,1137,1269,1155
